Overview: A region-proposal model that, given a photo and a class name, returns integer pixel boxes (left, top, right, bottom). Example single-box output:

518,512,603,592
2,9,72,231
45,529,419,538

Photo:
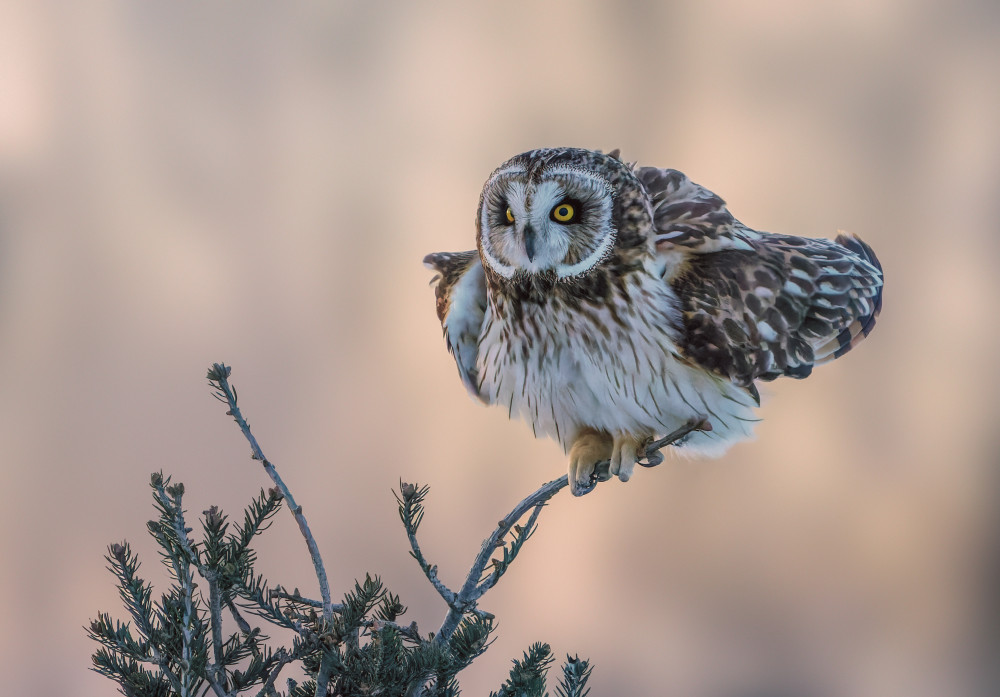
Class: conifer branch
207,363,335,623
253,649,293,697
434,415,709,644
149,479,204,696
555,654,593,697
226,598,254,636
314,652,336,697
396,482,459,605
92,363,706,696
207,571,226,687
150,642,187,696
271,587,345,613
434,478,563,644
490,642,555,697
366,618,424,643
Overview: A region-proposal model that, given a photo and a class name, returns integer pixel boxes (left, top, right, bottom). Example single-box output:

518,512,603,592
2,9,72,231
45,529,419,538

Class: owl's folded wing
423,250,489,403
667,232,884,389
636,166,884,388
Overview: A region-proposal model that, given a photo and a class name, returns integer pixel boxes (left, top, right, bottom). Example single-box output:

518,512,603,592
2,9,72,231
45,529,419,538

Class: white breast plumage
476,271,758,454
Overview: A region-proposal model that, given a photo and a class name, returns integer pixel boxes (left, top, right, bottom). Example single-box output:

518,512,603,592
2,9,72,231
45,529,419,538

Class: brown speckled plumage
425,148,884,495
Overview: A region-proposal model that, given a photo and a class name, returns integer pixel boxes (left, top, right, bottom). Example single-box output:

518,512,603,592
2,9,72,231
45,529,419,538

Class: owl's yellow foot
567,428,613,496
609,433,648,483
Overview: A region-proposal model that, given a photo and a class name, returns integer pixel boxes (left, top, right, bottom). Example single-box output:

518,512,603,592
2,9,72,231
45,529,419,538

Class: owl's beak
523,224,537,262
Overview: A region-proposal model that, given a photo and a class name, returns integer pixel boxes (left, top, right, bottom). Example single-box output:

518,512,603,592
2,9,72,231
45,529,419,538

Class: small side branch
207,364,335,623
434,477,563,644
254,649,293,697
226,598,254,636
368,618,424,644
434,415,709,644
271,587,344,613
396,483,458,606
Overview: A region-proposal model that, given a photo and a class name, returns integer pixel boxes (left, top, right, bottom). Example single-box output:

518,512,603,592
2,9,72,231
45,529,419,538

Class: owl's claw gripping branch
636,416,712,468
577,416,711,494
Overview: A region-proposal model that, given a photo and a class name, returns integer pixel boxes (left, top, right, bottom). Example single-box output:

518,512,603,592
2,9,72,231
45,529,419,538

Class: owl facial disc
478,165,616,280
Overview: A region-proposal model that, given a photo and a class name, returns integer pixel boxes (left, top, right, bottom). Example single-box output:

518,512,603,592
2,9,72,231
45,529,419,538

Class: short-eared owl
425,148,883,496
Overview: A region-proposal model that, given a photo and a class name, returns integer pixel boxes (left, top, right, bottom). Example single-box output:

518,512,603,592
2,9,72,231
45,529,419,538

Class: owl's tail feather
812,233,884,365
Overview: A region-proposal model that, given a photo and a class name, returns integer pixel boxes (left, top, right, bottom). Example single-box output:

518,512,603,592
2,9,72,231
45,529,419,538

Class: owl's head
476,148,643,281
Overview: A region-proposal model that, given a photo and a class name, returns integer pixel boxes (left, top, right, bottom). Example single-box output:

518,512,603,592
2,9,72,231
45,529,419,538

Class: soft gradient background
1,2,997,696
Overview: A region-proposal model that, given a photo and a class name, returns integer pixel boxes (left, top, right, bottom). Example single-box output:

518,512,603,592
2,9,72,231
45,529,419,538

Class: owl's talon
568,429,613,496
610,434,645,484
641,449,664,468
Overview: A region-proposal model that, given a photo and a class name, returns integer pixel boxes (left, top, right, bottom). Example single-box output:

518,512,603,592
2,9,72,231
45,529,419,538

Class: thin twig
226,598,254,636
254,649,294,697
366,618,424,643
412,558,456,607
271,588,344,613
434,416,709,644
477,502,544,594
208,364,335,623
637,416,713,468
397,484,458,606
434,478,564,644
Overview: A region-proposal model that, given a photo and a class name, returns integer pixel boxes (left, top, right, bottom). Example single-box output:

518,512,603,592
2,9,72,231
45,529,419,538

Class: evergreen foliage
87,364,614,697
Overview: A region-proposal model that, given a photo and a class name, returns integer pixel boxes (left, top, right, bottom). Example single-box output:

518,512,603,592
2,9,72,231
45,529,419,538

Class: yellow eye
551,202,575,223
505,207,515,224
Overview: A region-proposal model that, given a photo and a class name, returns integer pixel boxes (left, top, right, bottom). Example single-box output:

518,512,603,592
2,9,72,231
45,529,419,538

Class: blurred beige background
1,2,997,696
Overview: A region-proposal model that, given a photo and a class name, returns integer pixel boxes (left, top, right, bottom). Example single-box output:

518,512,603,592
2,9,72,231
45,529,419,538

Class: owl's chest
477,274,685,440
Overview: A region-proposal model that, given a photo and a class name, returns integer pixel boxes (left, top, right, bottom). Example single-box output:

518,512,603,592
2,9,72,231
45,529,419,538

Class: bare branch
434,415,709,644
434,477,564,644
207,364,335,623
415,560,456,607
637,416,713,468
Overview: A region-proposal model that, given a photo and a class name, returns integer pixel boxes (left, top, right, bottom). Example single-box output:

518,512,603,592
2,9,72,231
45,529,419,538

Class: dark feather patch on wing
636,167,740,250
670,233,884,387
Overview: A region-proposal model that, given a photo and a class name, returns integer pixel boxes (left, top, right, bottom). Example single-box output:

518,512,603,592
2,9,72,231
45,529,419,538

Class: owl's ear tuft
607,148,622,161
